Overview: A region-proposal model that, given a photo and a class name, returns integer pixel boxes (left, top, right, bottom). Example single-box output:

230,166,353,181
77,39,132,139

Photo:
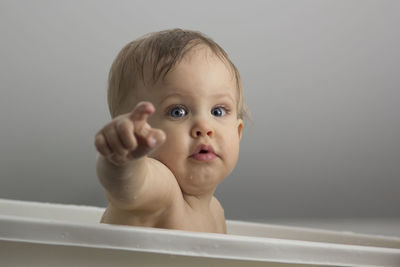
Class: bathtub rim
1,198,400,266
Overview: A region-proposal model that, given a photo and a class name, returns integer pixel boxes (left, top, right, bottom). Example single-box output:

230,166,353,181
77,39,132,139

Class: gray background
1,0,399,224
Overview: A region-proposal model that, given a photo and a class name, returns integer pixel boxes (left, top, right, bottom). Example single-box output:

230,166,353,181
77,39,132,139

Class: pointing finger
129,101,155,123
130,128,166,159
94,133,112,156
147,128,166,148
116,118,137,150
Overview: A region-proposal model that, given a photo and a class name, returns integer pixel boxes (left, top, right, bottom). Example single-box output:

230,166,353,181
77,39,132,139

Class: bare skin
95,46,243,234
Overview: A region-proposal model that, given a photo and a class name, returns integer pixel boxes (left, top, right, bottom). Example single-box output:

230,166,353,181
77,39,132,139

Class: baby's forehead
179,45,233,71
179,44,219,62
140,43,239,100
167,46,235,79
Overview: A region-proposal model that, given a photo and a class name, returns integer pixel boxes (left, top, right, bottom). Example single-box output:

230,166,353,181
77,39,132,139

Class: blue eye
169,106,187,118
211,107,227,117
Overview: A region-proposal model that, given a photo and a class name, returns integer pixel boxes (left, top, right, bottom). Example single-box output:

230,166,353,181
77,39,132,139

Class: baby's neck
183,192,215,213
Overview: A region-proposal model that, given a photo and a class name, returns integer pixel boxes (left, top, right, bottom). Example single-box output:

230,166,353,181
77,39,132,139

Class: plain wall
0,0,399,221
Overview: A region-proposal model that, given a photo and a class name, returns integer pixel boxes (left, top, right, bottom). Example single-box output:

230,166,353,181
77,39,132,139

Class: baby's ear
237,119,244,140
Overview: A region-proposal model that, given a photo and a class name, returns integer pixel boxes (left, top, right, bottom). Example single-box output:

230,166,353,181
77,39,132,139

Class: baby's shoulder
211,197,227,233
211,196,223,211
211,197,225,220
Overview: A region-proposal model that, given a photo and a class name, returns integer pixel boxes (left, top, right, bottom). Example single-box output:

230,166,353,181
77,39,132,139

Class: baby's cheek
151,135,185,162
224,137,240,166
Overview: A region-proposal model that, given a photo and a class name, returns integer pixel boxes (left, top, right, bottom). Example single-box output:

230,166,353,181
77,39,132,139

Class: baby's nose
191,122,213,138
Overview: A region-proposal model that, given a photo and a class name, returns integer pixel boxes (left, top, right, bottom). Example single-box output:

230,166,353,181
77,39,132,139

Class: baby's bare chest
102,199,226,233
156,204,225,234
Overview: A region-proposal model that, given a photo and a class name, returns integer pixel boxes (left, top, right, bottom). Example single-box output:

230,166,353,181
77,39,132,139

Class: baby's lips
191,152,217,161
190,144,218,162
190,144,216,156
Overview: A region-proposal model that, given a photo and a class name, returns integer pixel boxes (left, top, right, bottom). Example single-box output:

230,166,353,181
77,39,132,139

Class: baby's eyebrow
158,93,185,105
159,91,235,105
163,92,184,99
212,93,235,103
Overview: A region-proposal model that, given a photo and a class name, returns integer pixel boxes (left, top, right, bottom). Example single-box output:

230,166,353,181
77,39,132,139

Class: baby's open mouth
190,145,217,161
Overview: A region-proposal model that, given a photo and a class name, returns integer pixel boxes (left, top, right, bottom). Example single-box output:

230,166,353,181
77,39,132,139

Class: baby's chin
149,153,229,192
176,172,226,195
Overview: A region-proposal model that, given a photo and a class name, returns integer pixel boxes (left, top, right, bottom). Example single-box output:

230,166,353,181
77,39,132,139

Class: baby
95,29,248,234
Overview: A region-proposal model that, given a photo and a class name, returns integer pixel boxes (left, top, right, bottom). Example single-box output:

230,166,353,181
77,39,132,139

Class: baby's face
141,46,243,196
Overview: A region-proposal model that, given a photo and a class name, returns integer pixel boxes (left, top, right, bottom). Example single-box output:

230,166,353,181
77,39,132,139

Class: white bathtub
0,198,399,266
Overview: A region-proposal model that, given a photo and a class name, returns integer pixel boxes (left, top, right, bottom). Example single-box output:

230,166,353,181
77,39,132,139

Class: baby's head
107,29,248,194
107,28,248,120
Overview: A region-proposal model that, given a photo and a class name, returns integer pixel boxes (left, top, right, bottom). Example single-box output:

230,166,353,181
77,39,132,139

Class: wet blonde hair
107,29,249,120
